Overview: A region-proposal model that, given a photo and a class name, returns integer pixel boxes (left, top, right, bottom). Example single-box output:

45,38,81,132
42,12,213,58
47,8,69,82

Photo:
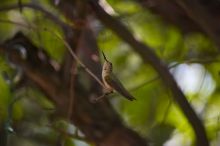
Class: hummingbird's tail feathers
120,92,136,101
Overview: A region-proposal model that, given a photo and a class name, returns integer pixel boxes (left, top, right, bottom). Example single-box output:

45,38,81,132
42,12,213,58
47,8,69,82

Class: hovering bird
101,51,136,101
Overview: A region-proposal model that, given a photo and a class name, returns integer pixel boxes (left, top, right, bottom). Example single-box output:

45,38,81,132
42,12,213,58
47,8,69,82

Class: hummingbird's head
102,51,113,73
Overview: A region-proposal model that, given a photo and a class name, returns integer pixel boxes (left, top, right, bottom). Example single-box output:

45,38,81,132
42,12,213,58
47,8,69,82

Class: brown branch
45,29,105,88
131,58,220,91
0,3,71,31
1,25,148,146
89,1,209,146
175,0,220,52
0,19,105,89
0,32,72,117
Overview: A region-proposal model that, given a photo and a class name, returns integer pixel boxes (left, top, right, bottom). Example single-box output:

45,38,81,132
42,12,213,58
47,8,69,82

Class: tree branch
0,19,105,89
131,58,220,91
1,30,148,146
46,29,105,88
0,3,71,31
89,1,209,146
175,0,220,52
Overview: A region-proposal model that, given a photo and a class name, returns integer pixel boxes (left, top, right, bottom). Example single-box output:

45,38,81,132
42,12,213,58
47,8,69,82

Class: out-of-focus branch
0,0,150,144
175,0,220,52
0,19,105,89
0,33,70,115
1,29,148,146
136,0,220,52
131,58,220,91
0,3,71,31
46,29,105,88
89,1,209,146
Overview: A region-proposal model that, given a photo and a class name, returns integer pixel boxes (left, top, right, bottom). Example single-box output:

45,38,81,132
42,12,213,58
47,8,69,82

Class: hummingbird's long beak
102,51,108,61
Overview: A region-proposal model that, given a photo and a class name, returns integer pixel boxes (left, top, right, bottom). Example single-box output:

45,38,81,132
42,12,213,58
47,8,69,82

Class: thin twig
130,76,159,91
130,58,220,91
90,94,106,103
0,19,105,89
90,91,112,103
45,29,105,88
198,70,207,94
161,97,173,124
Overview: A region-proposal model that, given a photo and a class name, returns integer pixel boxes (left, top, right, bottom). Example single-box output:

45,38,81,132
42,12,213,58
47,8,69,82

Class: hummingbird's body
102,52,136,101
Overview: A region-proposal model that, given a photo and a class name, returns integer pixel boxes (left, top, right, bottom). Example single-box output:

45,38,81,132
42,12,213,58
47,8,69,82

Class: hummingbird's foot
90,94,106,103
90,90,113,103
103,88,113,95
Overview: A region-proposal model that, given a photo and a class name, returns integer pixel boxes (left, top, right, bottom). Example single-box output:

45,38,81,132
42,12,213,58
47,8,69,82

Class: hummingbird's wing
105,73,136,101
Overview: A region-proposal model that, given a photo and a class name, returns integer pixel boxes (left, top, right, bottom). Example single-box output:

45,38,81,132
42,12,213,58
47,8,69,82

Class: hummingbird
101,51,136,101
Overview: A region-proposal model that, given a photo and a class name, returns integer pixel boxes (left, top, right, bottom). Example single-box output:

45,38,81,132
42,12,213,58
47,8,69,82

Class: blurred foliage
0,0,219,146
